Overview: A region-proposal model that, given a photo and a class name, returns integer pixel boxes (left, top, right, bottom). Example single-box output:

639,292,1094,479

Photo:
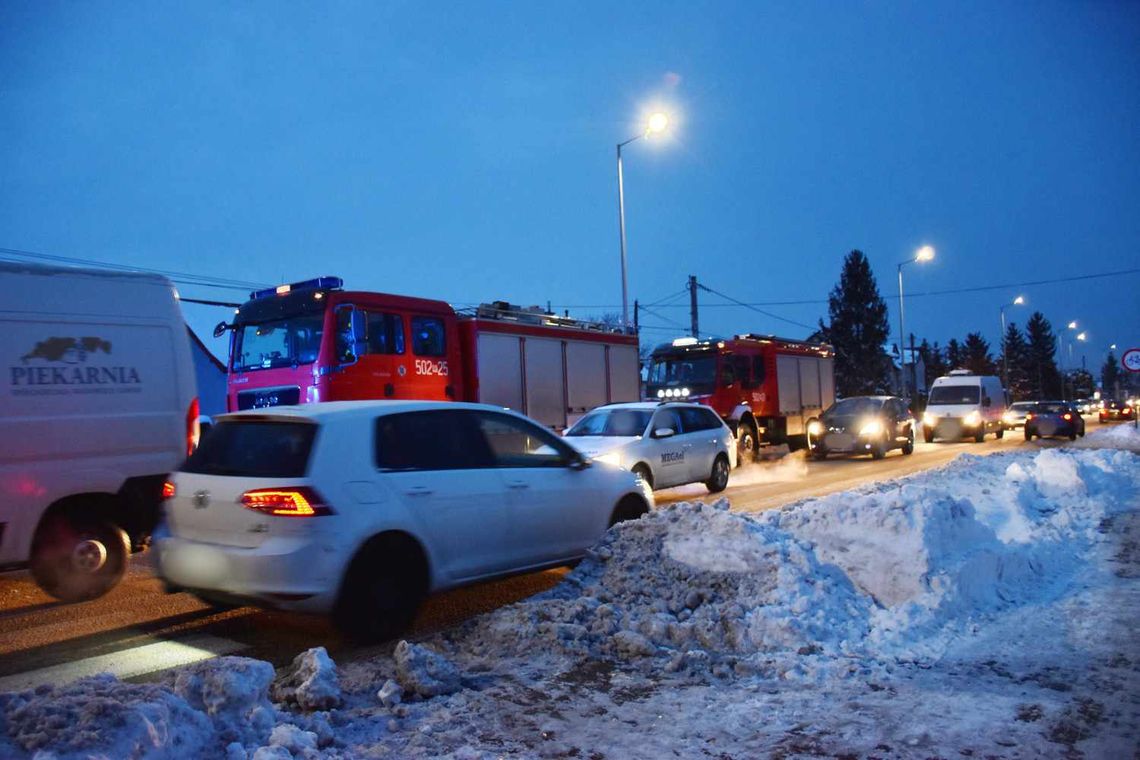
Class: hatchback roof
593,401,710,411
219,400,515,423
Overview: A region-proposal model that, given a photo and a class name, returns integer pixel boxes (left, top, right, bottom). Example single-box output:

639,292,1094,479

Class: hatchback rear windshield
182,421,317,478
928,385,980,405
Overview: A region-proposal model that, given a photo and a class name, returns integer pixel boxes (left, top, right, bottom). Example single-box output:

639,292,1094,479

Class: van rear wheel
30,513,130,603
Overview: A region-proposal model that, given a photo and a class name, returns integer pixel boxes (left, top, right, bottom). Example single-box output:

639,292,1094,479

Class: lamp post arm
897,263,906,393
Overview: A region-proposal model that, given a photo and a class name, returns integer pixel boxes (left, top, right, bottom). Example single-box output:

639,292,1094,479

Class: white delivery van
0,262,199,601
921,370,1006,443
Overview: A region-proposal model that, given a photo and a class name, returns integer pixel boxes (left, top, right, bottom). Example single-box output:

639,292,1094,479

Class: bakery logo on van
9,336,142,395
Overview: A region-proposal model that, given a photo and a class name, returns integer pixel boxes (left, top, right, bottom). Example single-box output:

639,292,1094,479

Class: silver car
563,402,737,492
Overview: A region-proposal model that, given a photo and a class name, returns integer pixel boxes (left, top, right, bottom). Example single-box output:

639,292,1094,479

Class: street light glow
915,245,935,262
1068,321,1078,329
1013,295,1025,305
647,112,669,134
1076,332,1087,341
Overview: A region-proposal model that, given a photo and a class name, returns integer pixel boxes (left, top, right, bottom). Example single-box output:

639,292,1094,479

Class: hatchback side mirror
653,427,675,439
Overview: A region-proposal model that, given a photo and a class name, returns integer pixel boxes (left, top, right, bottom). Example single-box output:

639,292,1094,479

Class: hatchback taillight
162,480,176,499
240,487,333,517
1063,413,1072,421
1025,413,1034,420
186,397,200,456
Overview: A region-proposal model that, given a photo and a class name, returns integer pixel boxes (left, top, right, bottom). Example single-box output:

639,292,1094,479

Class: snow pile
0,445,1136,758
1077,421,1140,452
270,648,341,712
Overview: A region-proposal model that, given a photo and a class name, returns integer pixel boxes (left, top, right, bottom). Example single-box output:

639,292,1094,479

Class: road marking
0,634,248,693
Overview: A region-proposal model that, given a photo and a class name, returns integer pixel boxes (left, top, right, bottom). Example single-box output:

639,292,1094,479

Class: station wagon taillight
162,481,176,499
1025,413,1034,420
240,487,333,517
1062,413,1072,421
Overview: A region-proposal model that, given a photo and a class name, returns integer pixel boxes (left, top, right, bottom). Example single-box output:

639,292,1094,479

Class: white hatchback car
155,401,652,640
563,402,737,492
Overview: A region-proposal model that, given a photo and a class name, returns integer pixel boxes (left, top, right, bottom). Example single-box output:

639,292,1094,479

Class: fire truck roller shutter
608,344,640,404
524,338,565,429
476,333,523,413
566,342,606,419
776,355,801,416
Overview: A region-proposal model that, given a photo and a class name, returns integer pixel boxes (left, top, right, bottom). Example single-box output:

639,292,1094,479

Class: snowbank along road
0,423,1136,758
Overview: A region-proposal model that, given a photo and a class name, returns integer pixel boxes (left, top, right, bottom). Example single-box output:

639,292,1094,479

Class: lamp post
616,112,669,330
897,245,935,397
1062,321,1084,399
999,295,1025,393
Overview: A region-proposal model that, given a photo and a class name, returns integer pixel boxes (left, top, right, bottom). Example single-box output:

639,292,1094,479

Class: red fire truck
215,277,640,429
644,335,835,458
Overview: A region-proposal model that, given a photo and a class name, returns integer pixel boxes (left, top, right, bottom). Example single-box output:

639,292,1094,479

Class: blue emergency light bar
250,276,344,300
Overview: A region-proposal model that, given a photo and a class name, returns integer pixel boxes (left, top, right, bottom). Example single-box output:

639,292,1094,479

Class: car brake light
186,397,200,456
1025,413,1034,420
1063,413,1072,421
1125,407,1133,414
162,481,176,499
240,487,333,517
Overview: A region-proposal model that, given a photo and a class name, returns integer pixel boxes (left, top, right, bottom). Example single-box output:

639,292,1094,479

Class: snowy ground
2,429,1138,758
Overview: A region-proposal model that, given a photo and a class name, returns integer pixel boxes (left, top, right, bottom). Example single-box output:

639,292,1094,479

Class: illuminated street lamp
616,112,669,329
999,295,1026,392
897,245,935,396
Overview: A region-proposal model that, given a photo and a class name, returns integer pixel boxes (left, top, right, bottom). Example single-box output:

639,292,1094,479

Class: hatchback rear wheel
333,535,426,643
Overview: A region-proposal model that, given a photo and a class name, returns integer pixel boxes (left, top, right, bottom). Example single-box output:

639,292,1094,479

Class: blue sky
2,1,1138,372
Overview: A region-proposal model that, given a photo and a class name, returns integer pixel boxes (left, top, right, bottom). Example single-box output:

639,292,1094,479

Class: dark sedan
1025,402,1086,441
1099,401,1134,423
807,396,915,460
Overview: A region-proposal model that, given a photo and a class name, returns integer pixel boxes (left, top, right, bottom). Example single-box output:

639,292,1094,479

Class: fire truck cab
645,334,835,458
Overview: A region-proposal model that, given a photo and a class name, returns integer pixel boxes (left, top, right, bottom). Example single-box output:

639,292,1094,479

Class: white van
921,370,1006,443
0,262,198,601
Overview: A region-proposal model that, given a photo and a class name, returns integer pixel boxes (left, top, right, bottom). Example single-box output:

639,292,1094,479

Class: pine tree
1001,323,1032,400
924,341,949,385
946,339,964,371
821,250,893,396
1024,311,1061,399
1101,351,1121,398
963,333,997,375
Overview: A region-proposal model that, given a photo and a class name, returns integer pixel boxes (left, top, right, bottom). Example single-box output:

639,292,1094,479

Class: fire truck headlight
859,419,883,436
656,389,665,399
807,420,823,436
681,387,690,397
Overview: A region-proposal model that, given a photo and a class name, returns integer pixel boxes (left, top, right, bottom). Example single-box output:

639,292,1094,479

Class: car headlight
1002,411,1015,423
964,411,982,426
859,419,883,436
807,420,824,436
923,412,936,427
594,452,623,467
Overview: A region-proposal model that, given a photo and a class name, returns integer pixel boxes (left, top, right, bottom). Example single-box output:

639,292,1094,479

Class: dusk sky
2,1,1138,372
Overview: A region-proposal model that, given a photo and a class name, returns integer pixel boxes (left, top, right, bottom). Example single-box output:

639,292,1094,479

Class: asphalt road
0,419,1111,690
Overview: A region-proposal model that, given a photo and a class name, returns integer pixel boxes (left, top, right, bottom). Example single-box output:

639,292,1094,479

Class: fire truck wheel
736,422,758,466
631,464,654,490
30,512,130,603
705,455,730,493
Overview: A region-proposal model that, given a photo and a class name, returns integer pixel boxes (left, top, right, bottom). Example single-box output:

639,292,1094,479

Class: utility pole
688,275,699,338
633,299,639,335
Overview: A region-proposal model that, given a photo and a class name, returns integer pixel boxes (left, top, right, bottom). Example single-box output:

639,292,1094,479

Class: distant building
188,327,226,415
890,348,926,399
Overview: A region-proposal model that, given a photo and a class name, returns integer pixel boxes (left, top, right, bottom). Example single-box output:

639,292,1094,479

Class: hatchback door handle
405,487,433,497
507,481,529,490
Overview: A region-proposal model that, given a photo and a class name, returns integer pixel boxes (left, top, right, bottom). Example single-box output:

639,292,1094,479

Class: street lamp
999,295,1025,393
897,245,935,396
616,112,669,330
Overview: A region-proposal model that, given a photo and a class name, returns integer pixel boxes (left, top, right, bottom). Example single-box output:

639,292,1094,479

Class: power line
697,282,817,331
638,304,688,330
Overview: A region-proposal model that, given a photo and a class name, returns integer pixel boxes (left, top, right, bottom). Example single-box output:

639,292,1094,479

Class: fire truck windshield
232,314,324,371
646,353,717,396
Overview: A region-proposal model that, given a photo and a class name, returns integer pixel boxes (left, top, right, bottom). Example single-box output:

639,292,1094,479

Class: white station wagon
563,402,737,492
155,401,652,640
